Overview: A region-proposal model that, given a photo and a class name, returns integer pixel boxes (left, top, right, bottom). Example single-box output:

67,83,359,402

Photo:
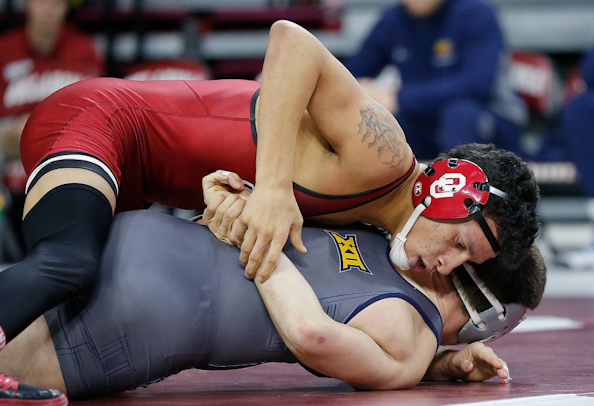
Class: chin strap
452,262,506,329
486,185,509,200
462,262,505,318
389,196,431,270
451,271,485,329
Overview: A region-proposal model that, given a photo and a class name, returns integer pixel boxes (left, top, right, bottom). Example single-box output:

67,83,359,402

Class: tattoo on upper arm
357,103,406,168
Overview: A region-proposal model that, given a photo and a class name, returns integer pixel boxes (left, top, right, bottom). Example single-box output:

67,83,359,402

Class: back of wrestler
0,77,261,371
20,77,260,212
44,210,440,399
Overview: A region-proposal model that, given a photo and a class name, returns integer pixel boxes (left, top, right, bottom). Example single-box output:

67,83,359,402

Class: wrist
424,349,456,381
254,173,294,190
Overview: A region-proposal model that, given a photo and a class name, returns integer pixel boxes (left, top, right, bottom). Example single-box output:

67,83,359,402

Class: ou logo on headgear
430,173,466,199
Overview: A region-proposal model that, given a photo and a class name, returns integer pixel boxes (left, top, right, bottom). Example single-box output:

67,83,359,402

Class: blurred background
0,0,593,293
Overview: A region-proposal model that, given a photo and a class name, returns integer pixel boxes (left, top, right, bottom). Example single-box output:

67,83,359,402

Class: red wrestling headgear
390,158,509,270
413,158,509,253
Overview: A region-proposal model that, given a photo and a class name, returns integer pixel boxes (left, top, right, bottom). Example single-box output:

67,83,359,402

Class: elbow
269,20,301,40
268,20,315,51
266,19,324,77
286,318,333,359
350,375,420,391
351,381,417,391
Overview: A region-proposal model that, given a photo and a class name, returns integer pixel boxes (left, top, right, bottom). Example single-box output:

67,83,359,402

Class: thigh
0,316,66,395
23,168,116,219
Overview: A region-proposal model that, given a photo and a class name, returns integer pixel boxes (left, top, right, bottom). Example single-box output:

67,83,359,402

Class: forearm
423,343,510,384
255,254,332,353
255,255,413,389
257,20,326,187
422,348,457,381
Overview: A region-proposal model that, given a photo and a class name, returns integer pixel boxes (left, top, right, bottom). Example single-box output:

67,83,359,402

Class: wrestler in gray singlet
44,211,443,399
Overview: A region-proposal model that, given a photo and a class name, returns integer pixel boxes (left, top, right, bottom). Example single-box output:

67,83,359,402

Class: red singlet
21,78,414,215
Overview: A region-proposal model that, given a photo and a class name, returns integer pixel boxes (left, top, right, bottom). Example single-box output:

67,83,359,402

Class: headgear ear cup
453,263,527,343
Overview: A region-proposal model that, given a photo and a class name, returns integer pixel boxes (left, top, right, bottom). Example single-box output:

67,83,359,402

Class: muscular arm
423,344,510,384
234,20,412,282
255,254,432,390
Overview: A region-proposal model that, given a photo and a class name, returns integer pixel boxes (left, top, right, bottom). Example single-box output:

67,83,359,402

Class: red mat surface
69,298,594,406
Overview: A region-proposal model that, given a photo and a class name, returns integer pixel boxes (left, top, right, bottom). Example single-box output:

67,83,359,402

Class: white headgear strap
452,262,506,328
389,196,431,270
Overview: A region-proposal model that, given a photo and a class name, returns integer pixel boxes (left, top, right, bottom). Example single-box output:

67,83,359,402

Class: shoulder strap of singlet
344,292,443,347
249,87,418,217
293,159,417,217
344,246,443,348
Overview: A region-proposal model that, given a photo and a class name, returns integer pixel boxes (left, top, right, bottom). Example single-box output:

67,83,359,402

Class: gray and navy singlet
44,210,442,399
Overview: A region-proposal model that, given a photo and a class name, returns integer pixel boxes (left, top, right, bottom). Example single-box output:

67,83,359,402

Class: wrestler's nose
436,251,470,276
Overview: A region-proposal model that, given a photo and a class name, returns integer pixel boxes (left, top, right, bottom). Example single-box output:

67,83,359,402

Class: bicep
307,56,412,178
307,48,375,142
257,259,414,389
345,298,438,389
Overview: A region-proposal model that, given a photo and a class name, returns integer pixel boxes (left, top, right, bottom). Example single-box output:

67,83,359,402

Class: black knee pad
22,183,113,289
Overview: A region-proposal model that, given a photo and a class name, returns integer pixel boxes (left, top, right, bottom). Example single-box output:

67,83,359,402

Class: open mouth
410,257,427,273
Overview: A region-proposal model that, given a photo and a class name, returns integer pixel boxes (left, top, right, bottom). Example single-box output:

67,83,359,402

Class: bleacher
0,0,592,257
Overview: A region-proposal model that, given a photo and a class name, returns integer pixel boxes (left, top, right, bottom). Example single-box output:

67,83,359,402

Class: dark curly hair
435,143,540,269
455,244,547,313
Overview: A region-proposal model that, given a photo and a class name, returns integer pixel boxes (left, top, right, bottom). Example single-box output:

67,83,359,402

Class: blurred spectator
344,0,527,160
0,0,104,260
123,59,211,82
559,46,594,197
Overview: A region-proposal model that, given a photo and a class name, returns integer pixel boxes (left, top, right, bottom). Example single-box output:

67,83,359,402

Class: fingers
289,221,307,254
210,195,246,240
494,359,511,384
215,170,245,191
240,229,286,282
202,170,246,206
243,234,270,279
231,217,248,246
231,188,302,281
221,198,246,237
239,229,257,269
254,239,285,282
463,343,510,384
459,359,474,374
203,193,227,223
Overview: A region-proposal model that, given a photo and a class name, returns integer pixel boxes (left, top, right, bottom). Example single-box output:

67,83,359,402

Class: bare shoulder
303,100,414,194
346,297,437,363
355,101,412,171
331,100,413,191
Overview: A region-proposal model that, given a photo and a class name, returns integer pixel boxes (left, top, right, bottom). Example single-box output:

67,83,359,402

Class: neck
26,23,62,55
400,269,444,314
400,269,464,344
357,163,424,235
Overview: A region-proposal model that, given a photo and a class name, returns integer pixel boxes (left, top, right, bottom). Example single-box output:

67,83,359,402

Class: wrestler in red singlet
21,77,415,216
0,77,417,375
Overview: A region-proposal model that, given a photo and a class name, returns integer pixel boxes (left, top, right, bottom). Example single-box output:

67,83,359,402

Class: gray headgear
453,263,527,344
